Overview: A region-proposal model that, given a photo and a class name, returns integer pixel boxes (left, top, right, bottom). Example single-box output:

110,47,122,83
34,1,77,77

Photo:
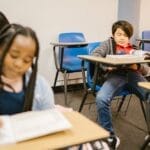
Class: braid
23,45,39,111
23,27,39,111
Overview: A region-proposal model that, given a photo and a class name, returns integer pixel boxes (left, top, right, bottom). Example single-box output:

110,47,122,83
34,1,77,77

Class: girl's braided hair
0,24,39,111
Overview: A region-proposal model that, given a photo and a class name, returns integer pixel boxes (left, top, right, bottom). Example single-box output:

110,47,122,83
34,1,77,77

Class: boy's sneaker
144,135,150,146
106,136,120,150
93,140,110,150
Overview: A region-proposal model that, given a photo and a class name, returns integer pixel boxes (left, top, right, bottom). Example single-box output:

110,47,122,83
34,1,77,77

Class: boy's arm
91,41,109,57
91,40,116,72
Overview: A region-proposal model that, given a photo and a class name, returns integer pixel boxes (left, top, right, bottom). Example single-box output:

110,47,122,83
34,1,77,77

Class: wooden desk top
50,42,89,47
138,82,150,90
0,111,109,150
78,55,150,66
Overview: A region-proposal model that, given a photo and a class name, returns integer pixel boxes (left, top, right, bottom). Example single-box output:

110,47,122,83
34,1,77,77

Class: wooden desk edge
78,55,150,65
138,82,150,90
0,111,109,150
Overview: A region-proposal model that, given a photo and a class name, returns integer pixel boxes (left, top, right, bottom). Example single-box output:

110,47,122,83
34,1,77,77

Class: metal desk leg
81,59,87,91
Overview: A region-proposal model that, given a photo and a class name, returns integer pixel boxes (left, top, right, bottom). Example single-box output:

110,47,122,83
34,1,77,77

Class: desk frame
78,55,150,112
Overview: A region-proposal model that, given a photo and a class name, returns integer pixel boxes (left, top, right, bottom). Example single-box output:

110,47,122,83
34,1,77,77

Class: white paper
0,109,72,145
0,116,16,145
106,54,145,61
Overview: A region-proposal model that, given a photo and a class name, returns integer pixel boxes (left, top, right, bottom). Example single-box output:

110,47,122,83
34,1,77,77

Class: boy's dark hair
112,20,133,38
0,12,9,30
0,24,39,111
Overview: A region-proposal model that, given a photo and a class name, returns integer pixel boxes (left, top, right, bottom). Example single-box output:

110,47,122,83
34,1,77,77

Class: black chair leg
117,95,126,113
64,70,68,106
53,70,59,88
79,90,89,112
124,95,132,115
140,100,147,122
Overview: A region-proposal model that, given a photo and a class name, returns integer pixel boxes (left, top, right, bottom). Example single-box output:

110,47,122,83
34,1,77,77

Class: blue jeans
96,69,147,134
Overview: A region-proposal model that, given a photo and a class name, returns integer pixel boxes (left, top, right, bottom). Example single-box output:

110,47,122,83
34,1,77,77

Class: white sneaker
93,141,110,150
107,136,120,149
145,135,150,146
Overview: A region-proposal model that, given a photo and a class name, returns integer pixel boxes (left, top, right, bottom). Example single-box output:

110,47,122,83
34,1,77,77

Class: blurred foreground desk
138,82,150,150
0,111,109,150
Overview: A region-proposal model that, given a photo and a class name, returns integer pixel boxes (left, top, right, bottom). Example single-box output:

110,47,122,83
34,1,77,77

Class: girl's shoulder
25,70,48,87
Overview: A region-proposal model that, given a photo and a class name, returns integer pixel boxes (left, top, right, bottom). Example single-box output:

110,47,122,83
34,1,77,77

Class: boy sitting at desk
92,20,149,149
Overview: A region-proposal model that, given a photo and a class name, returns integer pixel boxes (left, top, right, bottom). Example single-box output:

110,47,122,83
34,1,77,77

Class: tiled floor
54,89,149,150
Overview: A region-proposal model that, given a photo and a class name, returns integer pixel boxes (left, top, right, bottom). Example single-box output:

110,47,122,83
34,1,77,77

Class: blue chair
53,32,88,105
142,30,150,51
79,42,133,113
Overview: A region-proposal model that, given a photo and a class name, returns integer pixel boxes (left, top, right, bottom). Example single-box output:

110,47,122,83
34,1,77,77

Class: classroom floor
54,88,149,150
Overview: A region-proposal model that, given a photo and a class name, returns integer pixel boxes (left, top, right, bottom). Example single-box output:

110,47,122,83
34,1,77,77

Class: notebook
0,109,72,145
106,54,145,61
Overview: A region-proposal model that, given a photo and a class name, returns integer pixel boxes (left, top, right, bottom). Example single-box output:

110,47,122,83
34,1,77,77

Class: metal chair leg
117,95,126,113
124,95,132,115
140,100,147,122
79,90,89,112
64,70,68,106
53,70,59,88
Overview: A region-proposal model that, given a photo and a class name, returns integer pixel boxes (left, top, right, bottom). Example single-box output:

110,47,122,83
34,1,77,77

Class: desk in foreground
0,111,109,150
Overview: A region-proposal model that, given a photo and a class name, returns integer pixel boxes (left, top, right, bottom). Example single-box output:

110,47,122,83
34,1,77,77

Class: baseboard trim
52,83,84,93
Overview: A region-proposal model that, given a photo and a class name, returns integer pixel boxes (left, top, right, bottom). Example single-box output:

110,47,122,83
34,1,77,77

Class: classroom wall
0,0,118,86
118,0,141,43
139,0,150,37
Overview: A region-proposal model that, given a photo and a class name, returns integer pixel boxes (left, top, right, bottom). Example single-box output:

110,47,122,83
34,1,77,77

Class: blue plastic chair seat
63,57,87,72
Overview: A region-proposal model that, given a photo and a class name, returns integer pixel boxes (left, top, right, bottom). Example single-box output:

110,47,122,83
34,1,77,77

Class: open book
106,50,150,61
106,54,145,61
0,109,72,145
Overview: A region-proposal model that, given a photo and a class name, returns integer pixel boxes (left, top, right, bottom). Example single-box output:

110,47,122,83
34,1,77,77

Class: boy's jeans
96,70,147,134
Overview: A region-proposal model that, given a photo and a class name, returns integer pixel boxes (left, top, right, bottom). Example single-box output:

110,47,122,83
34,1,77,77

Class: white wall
139,0,150,37
118,0,141,43
0,0,118,86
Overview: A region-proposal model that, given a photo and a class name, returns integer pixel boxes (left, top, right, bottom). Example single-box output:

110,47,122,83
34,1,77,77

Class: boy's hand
144,53,150,60
128,64,138,70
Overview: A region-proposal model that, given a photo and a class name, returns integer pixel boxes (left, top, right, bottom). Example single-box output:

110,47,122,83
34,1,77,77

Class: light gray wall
118,0,141,43
0,0,118,85
139,0,150,35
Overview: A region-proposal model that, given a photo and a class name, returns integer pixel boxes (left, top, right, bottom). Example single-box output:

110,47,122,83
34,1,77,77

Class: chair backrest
86,42,101,91
142,30,150,51
58,32,87,59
